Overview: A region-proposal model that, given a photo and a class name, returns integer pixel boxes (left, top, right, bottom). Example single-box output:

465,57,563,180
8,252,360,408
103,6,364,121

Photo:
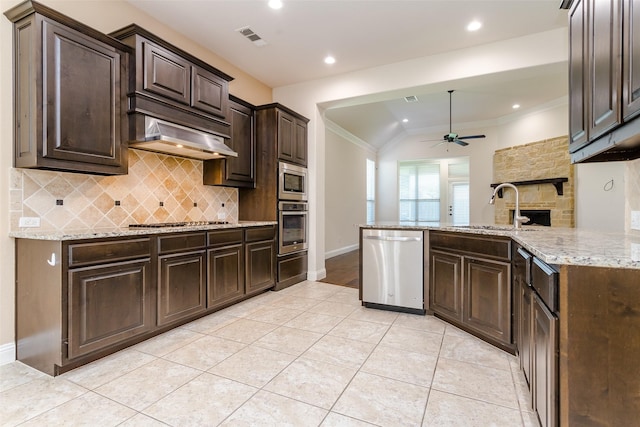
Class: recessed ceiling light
268,0,283,10
324,55,336,65
402,118,409,123
512,104,521,109
467,20,482,32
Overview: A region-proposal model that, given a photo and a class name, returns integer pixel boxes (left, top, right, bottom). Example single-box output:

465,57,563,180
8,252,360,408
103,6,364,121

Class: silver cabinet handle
364,236,422,242
47,253,56,266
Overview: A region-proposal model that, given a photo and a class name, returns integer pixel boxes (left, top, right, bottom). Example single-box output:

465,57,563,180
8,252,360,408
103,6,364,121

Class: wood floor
320,249,359,288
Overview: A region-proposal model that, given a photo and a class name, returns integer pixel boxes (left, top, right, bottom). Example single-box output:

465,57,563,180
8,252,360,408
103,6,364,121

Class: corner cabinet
203,96,256,188
568,0,640,162
4,1,131,175
429,232,512,351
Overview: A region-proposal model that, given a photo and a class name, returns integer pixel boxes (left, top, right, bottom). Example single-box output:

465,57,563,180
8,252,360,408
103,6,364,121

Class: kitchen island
10,221,277,376
360,223,640,427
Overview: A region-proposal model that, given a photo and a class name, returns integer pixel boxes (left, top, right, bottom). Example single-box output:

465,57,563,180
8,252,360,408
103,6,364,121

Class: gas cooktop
129,221,229,228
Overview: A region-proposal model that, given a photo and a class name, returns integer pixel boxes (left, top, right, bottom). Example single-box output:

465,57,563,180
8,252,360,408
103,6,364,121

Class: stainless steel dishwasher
361,228,424,314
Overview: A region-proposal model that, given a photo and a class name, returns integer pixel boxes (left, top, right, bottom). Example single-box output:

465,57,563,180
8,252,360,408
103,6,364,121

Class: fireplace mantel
490,178,569,197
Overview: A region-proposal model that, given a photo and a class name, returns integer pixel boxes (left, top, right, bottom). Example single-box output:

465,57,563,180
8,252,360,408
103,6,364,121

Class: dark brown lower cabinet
429,250,462,322
519,283,533,388
463,257,510,345
533,293,558,427
208,243,244,308
276,251,308,291
429,232,512,351
68,259,153,359
157,233,207,326
15,225,277,376
158,251,206,326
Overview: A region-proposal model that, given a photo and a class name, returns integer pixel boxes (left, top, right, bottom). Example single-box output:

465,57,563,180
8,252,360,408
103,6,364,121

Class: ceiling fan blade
457,134,486,140
453,139,469,147
430,141,446,148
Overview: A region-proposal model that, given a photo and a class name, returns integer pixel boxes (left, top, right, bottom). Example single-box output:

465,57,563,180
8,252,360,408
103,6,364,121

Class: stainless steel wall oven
278,201,308,255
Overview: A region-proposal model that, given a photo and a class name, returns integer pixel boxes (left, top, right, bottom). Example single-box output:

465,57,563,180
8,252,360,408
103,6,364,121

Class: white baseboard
0,342,16,366
325,243,358,260
307,268,327,281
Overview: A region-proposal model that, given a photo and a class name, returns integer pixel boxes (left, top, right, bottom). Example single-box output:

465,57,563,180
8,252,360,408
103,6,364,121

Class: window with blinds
366,159,375,223
398,161,440,221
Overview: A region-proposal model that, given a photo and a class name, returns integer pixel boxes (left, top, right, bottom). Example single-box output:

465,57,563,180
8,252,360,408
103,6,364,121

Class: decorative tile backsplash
493,136,574,227
9,149,238,232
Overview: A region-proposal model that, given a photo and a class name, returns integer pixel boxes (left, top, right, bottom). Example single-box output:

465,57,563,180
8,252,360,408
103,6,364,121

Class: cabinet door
569,0,589,151
588,0,621,141
533,294,559,427
227,100,255,184
68,259,152,359
623,0,640,120
158,251,206,326
293,119,308,166
277,110,296,163
463,257,511,345
142,40,190,105
191,65,228,119
429,250,462,322
208,244,244,308
42,19,125,169
246,240,275,294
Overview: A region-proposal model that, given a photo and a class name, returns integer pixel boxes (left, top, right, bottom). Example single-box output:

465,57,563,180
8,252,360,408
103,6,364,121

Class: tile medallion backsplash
9,150,238,232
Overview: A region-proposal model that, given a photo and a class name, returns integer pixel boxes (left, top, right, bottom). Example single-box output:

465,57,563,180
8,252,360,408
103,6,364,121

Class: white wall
324,124,375,257
377,125,498,224
575,162,626,232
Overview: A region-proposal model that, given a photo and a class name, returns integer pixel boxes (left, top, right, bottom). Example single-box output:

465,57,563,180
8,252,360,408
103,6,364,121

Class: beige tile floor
0,281,541,426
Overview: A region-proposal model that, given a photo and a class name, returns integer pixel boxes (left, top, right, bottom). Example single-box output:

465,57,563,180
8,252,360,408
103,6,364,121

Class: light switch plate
19,217,40,227
631,211,640,231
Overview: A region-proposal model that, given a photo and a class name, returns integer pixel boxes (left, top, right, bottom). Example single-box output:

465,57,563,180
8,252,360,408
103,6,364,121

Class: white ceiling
126,0,570,148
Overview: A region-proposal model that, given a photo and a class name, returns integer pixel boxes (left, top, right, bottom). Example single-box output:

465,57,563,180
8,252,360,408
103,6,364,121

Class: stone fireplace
493,136,574,228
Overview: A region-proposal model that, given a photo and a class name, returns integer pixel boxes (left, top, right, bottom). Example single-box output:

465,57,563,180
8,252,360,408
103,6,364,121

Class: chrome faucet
489,183,529,229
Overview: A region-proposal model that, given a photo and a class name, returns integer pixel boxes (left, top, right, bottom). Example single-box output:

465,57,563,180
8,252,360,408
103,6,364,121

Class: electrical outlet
19,217,40,228
217,212,227,220
631,243,640,262
632,211,640,231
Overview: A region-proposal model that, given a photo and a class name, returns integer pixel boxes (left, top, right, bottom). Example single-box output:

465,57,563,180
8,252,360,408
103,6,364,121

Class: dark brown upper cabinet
276,108,308,167
568,0,640,162
4,0,132,175
110,24,233,140
203,95,256,188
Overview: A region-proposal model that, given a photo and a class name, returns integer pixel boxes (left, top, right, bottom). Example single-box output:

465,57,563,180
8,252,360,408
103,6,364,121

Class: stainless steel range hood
129,117,237,160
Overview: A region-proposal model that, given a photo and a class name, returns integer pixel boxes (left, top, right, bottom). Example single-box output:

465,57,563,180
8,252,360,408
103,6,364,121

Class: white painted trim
325,244,359,260
307,268,327,281
0,342,16,366
324,119,378,154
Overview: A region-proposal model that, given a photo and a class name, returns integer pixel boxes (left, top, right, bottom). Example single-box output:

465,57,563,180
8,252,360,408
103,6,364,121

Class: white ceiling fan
423,90,486,148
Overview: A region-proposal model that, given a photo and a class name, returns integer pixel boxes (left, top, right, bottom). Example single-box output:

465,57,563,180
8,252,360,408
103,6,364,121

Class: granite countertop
8,221,278,241
361,222,640,270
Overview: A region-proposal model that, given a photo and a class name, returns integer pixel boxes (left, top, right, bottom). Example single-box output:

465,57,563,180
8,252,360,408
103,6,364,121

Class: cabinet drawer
208,229,243,247
532,257,558,312
158,233,206,254
68,238,151,267
430,232,511,261
245,226,276,243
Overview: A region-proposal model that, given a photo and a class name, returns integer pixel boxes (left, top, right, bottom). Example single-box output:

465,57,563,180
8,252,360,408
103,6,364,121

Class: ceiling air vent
236,26,267,47
404,95,419,103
